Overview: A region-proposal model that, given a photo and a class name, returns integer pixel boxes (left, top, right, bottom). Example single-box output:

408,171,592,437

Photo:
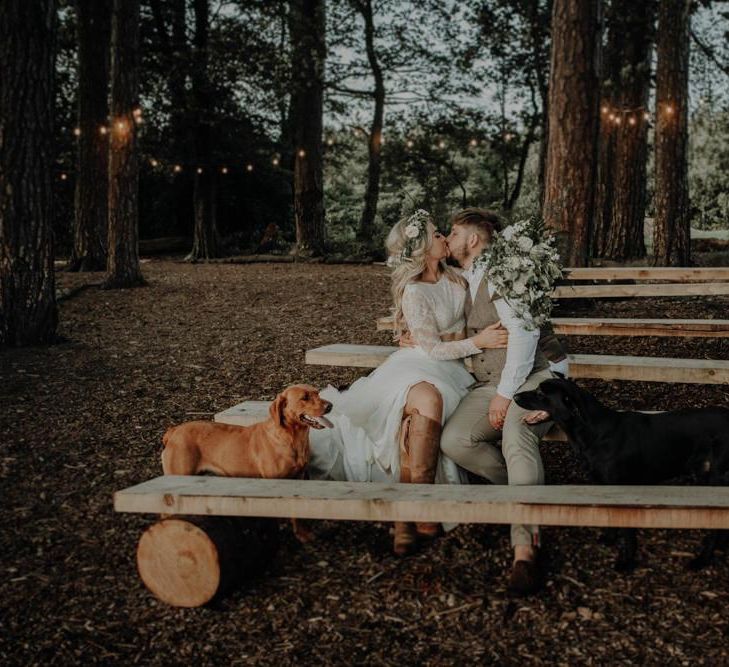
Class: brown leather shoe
507,559,542,596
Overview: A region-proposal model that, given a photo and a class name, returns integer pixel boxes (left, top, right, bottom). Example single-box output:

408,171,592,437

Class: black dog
514,376,729,571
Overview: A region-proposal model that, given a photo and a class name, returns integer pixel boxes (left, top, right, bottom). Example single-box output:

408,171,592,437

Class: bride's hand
398,331,416,348
472,322,508,349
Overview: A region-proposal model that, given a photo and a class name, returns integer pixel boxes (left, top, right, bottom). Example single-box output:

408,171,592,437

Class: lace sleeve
402,287,480,361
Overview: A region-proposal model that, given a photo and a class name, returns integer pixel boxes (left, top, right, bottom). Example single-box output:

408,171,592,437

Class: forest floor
2,257,729,666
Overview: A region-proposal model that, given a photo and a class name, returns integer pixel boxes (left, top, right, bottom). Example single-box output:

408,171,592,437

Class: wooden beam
305,344,729,384
552,283,729,298
563,267,729,281
114,476,729,529
376,316,729,337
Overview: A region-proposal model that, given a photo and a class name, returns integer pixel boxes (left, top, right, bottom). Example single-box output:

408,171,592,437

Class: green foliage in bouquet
474,216,563,330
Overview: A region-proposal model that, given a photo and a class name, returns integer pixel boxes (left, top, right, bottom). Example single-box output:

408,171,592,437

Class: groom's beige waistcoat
464,280,549,384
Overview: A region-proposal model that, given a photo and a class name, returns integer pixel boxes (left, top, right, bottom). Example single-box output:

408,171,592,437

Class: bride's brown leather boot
408,413,443,538
393,416,418,556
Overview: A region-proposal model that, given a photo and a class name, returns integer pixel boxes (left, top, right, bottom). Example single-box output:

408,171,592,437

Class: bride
309,210,508,555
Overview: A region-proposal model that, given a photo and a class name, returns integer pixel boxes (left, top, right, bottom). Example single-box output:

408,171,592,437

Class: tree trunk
653,0,691,266
289,0,326,257
104,0,144,288
0,0,58,346
543,0,602,267
596,0,655,261
69,0,111,272
357,0,385,244
187,0,219,261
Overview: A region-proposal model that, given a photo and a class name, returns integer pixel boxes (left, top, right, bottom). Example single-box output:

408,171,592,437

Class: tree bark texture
543,0,602,267
69,0,111,272
188,0,219,260
289,0,326,256
653,0,691,266
357,0,385,243
594,0,655,261
105,0,144,288
0,0,58,346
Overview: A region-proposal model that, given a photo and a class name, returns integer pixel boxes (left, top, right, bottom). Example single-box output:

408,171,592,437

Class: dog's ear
269,393,287,427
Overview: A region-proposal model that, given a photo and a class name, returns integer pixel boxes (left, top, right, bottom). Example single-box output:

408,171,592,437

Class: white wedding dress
308,275,479,486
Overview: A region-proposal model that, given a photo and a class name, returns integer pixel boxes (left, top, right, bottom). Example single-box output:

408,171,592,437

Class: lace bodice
401,277,480,361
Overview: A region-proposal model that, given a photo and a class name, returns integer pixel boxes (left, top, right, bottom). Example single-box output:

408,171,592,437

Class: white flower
512,277,528,295
404,223,421,239
517,235,533,252
501,225,516,241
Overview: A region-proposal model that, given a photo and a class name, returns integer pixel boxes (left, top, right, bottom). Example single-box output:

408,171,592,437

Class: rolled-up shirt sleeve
490,286,540,399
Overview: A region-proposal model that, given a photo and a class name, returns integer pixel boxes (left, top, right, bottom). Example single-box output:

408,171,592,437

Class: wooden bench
304,344,729,384
376,315,729,337
375,266,729,335
115,475,729,607
527,267,729,281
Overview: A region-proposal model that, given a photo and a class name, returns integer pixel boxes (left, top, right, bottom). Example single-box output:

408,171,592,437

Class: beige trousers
440,368,555,547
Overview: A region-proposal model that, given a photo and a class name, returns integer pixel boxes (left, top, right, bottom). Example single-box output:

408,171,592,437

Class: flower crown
387,209,431,266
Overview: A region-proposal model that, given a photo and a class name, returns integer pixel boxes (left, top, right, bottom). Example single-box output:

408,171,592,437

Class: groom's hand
473,322,508,349
522,410,550,425
488,394,511,430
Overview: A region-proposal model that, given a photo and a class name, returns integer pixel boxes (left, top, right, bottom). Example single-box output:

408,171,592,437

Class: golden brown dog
161,384,333,479
161,385,333,542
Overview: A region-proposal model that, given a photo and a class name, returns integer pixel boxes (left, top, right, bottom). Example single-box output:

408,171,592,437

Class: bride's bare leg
404,382,443,538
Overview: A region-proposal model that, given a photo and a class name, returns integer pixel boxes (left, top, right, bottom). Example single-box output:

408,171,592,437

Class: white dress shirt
462,263,540,400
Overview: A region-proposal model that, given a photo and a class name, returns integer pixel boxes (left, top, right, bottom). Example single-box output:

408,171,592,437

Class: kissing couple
307,207,568,595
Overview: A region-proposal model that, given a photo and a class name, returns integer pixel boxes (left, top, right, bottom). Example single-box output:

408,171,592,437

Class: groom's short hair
450,208,502,244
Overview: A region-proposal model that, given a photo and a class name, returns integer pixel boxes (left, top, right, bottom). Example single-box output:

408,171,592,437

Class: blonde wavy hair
385,212,466,338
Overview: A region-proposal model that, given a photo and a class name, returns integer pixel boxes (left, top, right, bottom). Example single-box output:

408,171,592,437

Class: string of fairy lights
600,101,676,126
56,101,679,181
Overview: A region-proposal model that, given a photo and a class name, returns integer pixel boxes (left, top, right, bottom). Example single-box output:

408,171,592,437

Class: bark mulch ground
2,259,728,666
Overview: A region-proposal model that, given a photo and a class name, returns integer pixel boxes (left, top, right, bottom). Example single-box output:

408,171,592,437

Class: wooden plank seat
552,283,729,298
209,401,577,443
371,266,729,281
375,315,729,337
212,402,665,444
560,267,729,281
115,475,729,531
304,344,729,384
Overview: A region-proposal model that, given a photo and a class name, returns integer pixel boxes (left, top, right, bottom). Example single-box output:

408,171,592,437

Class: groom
443,208,566,595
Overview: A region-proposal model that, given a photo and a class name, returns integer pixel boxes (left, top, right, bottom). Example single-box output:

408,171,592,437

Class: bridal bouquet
474,216,563,330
